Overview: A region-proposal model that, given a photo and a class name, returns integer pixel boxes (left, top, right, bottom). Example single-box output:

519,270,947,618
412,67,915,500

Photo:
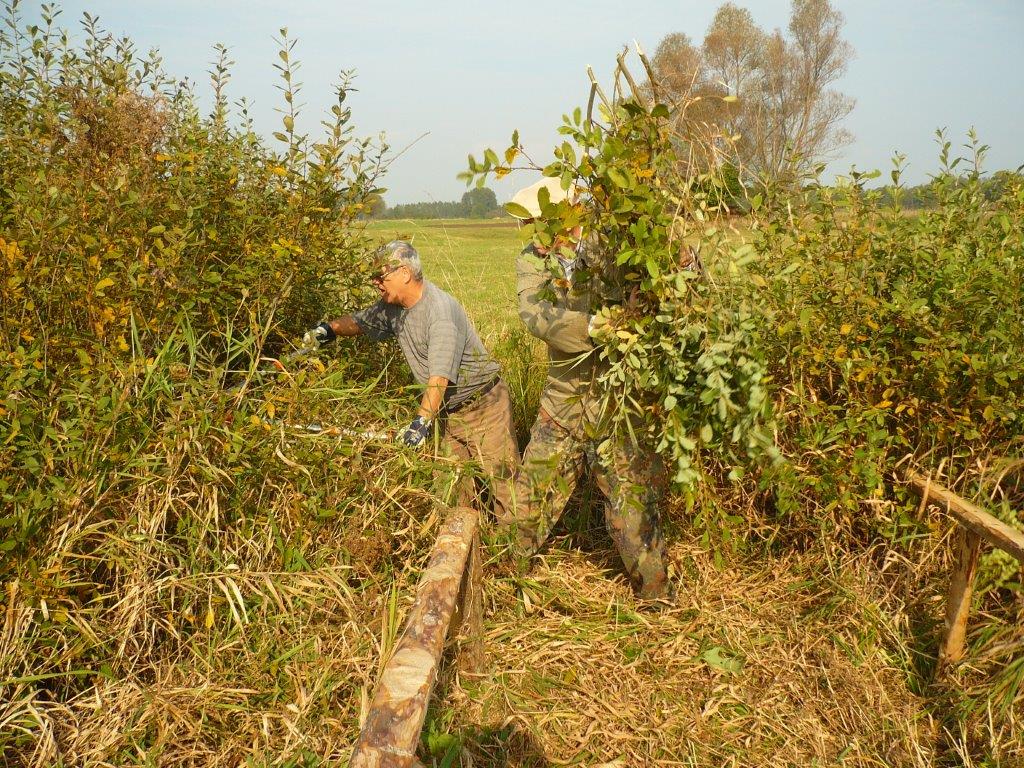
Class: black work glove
302,322,336,347
399,416,432,448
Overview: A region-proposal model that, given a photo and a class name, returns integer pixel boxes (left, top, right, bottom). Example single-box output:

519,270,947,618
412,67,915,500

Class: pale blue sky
38,1,1024,204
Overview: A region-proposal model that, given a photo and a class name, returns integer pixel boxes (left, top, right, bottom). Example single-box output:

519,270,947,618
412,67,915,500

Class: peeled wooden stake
940,528,981,670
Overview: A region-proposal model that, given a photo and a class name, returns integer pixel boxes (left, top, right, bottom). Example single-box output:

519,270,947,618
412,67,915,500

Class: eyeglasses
370,264,402,284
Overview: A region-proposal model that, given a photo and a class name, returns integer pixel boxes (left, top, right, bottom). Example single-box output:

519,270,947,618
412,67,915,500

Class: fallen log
350,505,480,768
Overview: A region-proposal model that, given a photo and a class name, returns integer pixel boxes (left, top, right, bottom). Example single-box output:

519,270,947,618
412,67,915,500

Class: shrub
749,135,1024,549
0,7,445,763
0,6,393,555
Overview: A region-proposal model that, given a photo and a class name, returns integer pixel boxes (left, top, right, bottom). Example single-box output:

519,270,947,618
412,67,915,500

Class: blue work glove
399,416,432,448
302,322,336,347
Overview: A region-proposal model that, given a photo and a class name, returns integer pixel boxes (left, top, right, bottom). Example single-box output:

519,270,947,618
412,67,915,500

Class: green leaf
504,202,532,219
700,646,742,674
700,423,713,443
607,167,629,188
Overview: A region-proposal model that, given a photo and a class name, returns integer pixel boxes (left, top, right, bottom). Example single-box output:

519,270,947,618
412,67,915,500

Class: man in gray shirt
304,241,519,523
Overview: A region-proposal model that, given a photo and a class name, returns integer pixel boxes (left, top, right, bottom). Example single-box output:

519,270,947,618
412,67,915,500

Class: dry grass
439,535,936,767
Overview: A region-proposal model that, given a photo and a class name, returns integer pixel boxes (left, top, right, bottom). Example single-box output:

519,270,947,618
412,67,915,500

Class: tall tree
702,4,764,101
651,32,703,104
701,4,766,168
650,0,854,183
461,186,497,218
782,0,855,173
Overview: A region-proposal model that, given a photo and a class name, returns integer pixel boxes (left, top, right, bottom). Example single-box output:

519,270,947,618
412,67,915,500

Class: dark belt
447,377,500,414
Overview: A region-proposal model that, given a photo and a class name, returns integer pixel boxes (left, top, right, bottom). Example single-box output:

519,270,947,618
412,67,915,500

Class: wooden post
938,528,982,672
905,470,1024,675
350,506,479,768
906,471,1024,563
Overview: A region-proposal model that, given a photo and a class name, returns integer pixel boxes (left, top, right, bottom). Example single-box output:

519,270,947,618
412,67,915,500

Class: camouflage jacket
516,243,608,431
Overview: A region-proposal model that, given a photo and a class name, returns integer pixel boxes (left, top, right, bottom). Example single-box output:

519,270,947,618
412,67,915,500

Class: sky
39,1,1024,205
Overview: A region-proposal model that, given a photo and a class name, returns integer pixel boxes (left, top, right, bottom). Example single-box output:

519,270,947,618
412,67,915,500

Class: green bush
750,137,1024,551
0,8,448,762
0,6,395,556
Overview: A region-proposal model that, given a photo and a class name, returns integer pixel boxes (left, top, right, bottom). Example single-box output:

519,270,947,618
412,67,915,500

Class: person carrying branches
304,240,519,523
507,178,673,601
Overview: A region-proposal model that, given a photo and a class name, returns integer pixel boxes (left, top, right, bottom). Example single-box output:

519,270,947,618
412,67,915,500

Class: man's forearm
328,316,362,337
418,375,449,420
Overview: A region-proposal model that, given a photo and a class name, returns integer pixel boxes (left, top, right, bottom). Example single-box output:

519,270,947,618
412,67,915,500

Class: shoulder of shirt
422,280,464,323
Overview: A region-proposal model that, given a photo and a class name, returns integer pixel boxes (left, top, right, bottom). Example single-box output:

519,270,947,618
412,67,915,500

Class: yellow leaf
840,323,853,335
95,277,115,292
205,606,214,629
271,166,288,176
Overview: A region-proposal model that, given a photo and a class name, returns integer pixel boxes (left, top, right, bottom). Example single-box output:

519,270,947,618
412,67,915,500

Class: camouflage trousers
510,409,669,599
443,380,520,528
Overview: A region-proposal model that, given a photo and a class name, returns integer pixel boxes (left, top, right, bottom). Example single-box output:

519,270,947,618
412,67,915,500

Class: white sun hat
508,177,578,219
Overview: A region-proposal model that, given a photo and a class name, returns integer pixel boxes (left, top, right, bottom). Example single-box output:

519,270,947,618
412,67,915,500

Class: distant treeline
879,170,1022,209
369,171,1023,220
374,186,504,219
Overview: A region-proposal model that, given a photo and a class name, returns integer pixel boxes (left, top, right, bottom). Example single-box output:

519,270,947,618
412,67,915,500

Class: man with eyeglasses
303,240,519,524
